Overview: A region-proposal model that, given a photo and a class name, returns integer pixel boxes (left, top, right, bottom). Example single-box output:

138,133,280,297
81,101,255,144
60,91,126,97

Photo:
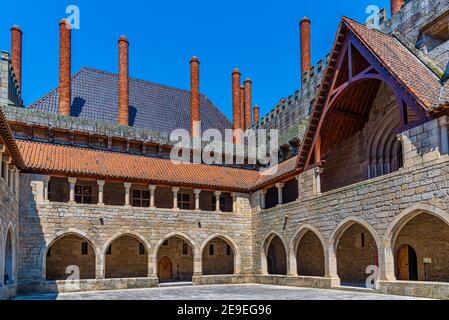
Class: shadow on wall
129,106,137,127
70,97,86,118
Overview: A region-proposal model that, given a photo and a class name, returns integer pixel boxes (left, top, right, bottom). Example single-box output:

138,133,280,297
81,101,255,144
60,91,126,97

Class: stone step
159,282,194,288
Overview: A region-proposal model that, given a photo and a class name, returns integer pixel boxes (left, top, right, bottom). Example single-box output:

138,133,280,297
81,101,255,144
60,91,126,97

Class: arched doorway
158,256,173,281
202,237,235,275
296,230,325,277
46,234,96,280
393,212,449,282
335,223,379,286
157,236,194,282
397,245,418,281
4,229,13,285
265,235,287,275
105,235,148,279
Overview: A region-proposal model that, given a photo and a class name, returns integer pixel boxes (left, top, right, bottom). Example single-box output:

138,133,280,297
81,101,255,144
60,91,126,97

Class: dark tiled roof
28,67,232,134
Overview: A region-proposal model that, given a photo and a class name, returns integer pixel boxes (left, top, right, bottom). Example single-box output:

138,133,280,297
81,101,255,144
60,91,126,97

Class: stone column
260,189,267,210
313,167,323,195
325,245,340,286
43,176,50,203
95,254,105,280
149,185,156,209
8,164,14,190
379,243,396,281
295,175,301,201
97,180,105,206
0,144,4,183
172,187,179,209
14,167,20,196
231,193,237,212
214,191,222,212
439,116,449,155
124,182,132,207
3,156,11,187
276,183,284,206
193,252,202,277
194,189,201,211
68,177,77,204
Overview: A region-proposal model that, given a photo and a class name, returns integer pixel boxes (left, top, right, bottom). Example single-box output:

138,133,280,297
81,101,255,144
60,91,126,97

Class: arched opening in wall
296,231,325,277
105,235,148,279
394,213,449,282
202,237,235,275
336,223,378,286
157,236,194,282
4,230,13,285
46,235,96,280
265,235,287,275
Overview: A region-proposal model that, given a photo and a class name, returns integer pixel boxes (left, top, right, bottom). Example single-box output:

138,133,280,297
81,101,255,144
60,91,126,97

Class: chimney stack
58,19,72,117
391,0,405,16
244,79,252,129
190,56,200,138
232,68,242,130
300,17,311,92
240,86,245,130
118,35,129,126
10,25,22,92
253,105,260,125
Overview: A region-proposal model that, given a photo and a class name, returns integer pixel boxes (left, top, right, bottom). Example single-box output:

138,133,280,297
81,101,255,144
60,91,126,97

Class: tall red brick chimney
244,79,252,129
253,105,260,125
190,56,200,138
391,0,405,15
300,17,311,91
58,19,72,117
10,25,23,92
240,86,245,130
232,68,242,130
118,35,129,126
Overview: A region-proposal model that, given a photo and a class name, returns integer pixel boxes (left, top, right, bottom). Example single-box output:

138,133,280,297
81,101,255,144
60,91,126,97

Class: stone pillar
276,183,284,206
194,189,201,211
14,167,20,196
379,243,396,281
149,185,156,209
295,175,301,200
172,187,179,209
439,116,449,155
97,180,105,206
8,164,14,190
124,182,132,207
193,252,202,277
231,193,237,212
214,191,222,212
68,177,77,203
325,245,340,285
96,254,105,280
43,175,50,203
313,167,323,195
260,189,267,210
0,144,4,182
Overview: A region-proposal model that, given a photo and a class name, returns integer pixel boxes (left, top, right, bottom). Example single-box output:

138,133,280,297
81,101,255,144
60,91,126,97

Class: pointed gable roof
295,17,445,171
28,67,232,135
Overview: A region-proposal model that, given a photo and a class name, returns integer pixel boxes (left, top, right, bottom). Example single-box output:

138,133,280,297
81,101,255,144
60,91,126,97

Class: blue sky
0,0,389,121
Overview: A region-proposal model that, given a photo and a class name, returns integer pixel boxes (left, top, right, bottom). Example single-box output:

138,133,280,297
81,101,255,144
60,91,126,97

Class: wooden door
397,245,410,280
158,257,173,281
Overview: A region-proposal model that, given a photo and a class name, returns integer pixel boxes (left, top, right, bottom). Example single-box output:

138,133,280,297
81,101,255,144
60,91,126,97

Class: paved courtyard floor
15,284,426,300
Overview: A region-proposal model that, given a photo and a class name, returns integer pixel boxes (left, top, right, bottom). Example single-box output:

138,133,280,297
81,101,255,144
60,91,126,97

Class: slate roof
28,67,232,134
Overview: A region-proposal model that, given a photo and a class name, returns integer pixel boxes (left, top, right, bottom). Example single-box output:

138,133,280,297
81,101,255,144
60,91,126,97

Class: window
139,243,146,255
211,196,226,211
226,245,231,256
1,161,5,179
81,242,88,255
106,245,112,255
47,248,51,258
361,233,365,248
75,185,93,204
132,189,150,207
417,12,449,52
209,245,214,256
177,193,191,210
182,242,189,255
163,240,169,246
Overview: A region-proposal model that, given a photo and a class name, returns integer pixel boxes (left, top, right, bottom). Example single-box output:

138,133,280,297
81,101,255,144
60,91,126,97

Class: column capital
68,177,77,185
43,175,51,183
260,189,267,195
97,180,106,187
214,191,222,196
149,185,157,191
275,182,285,189
172,187,180,193
313,167,324,175
194,189,202,195
124,182,132,189
231,192,237,198
0,144,5,153
438,115,448,126
295,174,300,181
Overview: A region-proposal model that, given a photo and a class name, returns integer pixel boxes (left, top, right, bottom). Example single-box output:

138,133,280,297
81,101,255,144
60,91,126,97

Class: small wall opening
202,237,235,275
157,236,194,282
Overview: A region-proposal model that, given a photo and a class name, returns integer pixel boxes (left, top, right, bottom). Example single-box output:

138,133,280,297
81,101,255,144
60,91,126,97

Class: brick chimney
240,86,245,130
10,25,22,92
58,19,72,117
190,56,200,138
118,35,129,126
232,68,242,130
300,17,311,92
253,105,260,125
391,0,405,16
244,79,252,129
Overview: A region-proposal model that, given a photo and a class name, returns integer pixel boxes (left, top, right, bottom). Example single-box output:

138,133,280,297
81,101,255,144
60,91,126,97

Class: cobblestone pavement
15,284,427,300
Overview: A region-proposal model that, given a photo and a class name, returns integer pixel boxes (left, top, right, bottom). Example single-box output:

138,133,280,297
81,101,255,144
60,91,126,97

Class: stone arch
261,232,288,275
383,204,449,282
3,223,16,284
200,234,241,275
330,217,381,285
290,224,326,277
103,231,151,279
154,232,199,282
43,229,98,281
